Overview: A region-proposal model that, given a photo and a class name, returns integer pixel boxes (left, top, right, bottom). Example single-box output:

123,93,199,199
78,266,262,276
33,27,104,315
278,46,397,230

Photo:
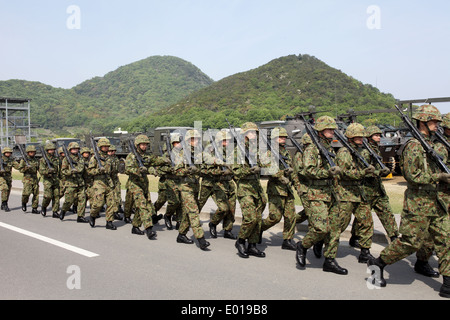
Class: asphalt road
0,190,446,302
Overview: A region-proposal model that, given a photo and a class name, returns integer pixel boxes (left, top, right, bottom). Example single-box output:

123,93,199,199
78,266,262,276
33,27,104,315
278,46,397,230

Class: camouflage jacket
302,135,336,202
360,141,387,197
87,150,114,189
82,155,94,188
171,145,201,190
265,145,298,197
61,153,85,187
39,154,60,183
0,155,15,180
200,143,234,187
18,156,39,181
335,141,366,202
125,149,167,190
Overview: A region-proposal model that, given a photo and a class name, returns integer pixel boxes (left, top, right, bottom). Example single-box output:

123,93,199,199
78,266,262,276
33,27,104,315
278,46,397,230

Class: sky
1,0,450,112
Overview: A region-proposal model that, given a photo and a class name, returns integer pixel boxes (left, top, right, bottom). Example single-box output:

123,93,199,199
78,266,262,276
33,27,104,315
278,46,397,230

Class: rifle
40,145,54,170
164,131,175,167
289,131,304,154
258,126,290,170
207,129,228,171
179,130,197,168
300,115,336,168
435,130,450,152
225,118,256,168
362,139,388,170
128,139,145,169
394,104,450,174
17,144,30,167
90,137,104,170
333,129,371,168
62,143,76,171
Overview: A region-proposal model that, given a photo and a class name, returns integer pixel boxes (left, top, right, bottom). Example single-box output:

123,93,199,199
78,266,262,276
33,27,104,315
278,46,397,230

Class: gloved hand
279,176,290,185
250,166,261,174
380,168,391,177
364,165,375,175
329,166,342,176
438,173,450,184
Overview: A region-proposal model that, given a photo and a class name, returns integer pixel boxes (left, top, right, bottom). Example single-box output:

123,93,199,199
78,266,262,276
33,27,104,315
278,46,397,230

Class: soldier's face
352,137,364,145
321,129,334,140
100,146,109,152
48,149,55,155
28,151,36,157
82,152,90,158
426,120,439,132
172,142,181,150
371,134,381,143
139,143,148,151
4,152,11,157
190,138,198,147
246,131,257,140
445,128,450,136
71,148,79,155
222,139,229,147
278,137,286,146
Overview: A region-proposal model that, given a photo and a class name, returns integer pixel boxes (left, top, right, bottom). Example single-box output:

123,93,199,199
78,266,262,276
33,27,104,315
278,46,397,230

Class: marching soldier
295,116,343,273
18,145,40,214
39,142,61,218
232,122,267,258
260,127,298,250
108,145,123,221
200,130,237,240
60,142,88,222
368,105,450,298
80,147,93,210
0,147,14,212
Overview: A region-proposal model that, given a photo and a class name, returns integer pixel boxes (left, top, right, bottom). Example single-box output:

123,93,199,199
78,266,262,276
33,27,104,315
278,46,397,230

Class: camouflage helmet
58,147,64,155
365,125,382,138
184,129,201,141
97,137,111,148
345,123,366,138
170,133,181,144
26,145,37,153
134,134,150,146
300,133,312,145
108,145,116,151
441,113,450,129
241,122,259,134
271,127,288,138
80,147,91,154
412,104,442,122
2,147,12,154
314,116,337,132
68,142,80,150
215,131,232,144
44,142,56,151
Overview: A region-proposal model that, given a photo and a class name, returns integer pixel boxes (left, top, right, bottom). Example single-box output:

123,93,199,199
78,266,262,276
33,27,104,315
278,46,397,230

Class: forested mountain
0,56,214,134
125,54,397,131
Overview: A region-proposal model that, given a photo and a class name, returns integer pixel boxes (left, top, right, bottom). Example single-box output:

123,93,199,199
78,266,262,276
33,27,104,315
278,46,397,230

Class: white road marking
0,222,99,258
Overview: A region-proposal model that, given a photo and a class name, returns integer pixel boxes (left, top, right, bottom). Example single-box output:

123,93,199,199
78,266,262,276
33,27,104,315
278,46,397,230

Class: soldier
172,129,210,250
295,116,344,273
60,142,88,223
368,105,450,299
108,145,123,221
260,127,298,250
124,134,168,239
88,138,117,230
0,147,14,212
349,126,398,249
80,147,93,210
200,130,237,240
18,145,40,214
39,142,61,218
232,122,267,258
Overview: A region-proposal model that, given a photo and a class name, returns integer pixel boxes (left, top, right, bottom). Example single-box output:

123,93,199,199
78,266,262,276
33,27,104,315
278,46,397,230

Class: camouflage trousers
351,194,399,240
154,178,182,222
42,178,61,213
262,193,296,240
295,192,309,225
237,193,266,244
177,182,204,239
380,189,450,276
301,200,334,249
324,200,373,258
90,181,116,222
127,184,155,230
62,185,86,216
22,177,39,209
0,177,12,202
199,181,236,232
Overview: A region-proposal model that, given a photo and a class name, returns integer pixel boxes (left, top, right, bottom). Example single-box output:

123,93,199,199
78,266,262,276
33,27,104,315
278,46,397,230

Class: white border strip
0,222,99,258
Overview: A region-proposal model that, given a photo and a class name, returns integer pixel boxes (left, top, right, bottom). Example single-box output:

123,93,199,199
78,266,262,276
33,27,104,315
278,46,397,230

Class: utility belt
308,179,332,186
179,176,198,184
163,174,182,181
340,180,362,186
203,175,233,182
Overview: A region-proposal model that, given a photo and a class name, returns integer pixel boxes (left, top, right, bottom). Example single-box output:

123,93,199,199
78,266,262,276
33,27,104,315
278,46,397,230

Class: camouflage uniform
80,148,93,208
18,145,40,213
172,129,210,250
0,147,14,211
292,134,311,225
88,138,117,229
38,143,61,217
200,130,237,239
261,127,298,250
108,145,123,220
295,116,343,272
60,142,87,221
232,122,267,258
369,105,450,298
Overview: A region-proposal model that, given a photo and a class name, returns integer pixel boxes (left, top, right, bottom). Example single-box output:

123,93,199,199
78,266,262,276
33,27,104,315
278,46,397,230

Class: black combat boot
235,238,249,258
31,208,39,214
89,216,96,228
22,203,27,212
77,216,88,223
177,233,193,244
124,216,132,224
323,258,348,275
2,201,10,212
296,242,307,268
197,237,210,250
41,207,47,217
358,248,375,263
52,212,60,219
349,234,361,248
247,243,265,258
281,239,296,251
414,259,439,278
152,214,163,224
145,227,156,240
164,214,173,230
224,230,236,239
114,212,123,221
440,276,450,298
313,240,324,258
367,257,387,287
1,201,4,210
106,221,117,230
209,222,217,238
132,226,144,235
59,210,66,220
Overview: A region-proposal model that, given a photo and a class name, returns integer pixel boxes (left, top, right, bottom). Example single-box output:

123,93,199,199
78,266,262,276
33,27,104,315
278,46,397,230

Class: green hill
0,56,214,134
125,54,397,130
